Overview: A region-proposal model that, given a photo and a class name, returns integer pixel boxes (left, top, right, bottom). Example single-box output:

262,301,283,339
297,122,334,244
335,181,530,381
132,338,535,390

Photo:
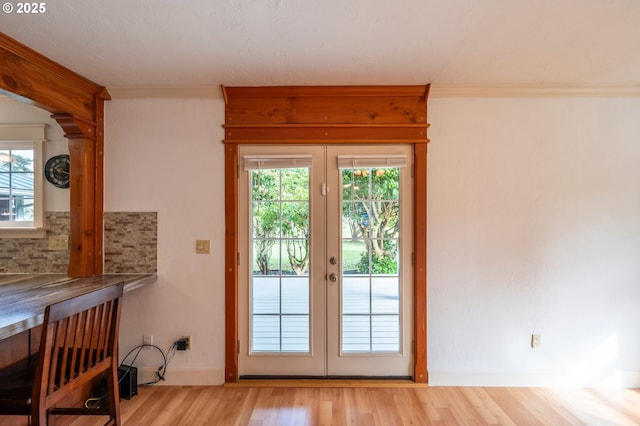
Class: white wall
105,96,227,385
104,93,640,387
0,98,69,211
427,97,640,387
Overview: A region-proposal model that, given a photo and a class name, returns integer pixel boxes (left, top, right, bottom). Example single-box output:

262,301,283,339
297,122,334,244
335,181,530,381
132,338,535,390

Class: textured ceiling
2,0,640,89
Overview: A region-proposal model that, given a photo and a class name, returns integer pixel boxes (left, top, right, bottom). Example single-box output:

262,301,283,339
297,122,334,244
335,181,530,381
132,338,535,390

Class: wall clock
44,154,70,188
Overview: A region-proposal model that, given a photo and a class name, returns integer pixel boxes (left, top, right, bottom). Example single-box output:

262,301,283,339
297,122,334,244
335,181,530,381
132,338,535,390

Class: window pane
0,150,9,170
342,239,367,274
281,202,308,238
342,277,370,314
11,150,34,172
372,277,399,314
252,315,280,352
253,239,278,275
372,316,400,352
252,201,280,238
282,315,309,352
342,316,370,352
282,239,309,275
281,277,309,314
280,168,309,200
252,277,279,314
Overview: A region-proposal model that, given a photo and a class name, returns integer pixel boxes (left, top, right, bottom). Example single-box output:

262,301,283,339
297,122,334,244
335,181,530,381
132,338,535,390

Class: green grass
254,240,365,274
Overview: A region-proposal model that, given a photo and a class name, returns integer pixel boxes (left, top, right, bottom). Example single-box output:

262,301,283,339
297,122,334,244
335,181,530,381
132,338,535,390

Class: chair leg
30,401,47,426
105,366,121,426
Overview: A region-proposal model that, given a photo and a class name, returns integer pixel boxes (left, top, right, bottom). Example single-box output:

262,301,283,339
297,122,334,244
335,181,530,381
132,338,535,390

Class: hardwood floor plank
12,384,640,426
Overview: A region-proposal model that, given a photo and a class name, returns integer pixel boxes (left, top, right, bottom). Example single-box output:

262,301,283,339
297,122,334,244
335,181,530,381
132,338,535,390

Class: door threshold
225,377,427,388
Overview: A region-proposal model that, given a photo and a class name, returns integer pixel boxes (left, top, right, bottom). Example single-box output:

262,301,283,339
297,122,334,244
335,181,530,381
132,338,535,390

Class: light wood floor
39,384,640,425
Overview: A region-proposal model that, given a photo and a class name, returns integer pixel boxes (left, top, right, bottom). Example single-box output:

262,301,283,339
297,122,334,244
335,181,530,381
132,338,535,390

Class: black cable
118,340,187,386
119,343,168,386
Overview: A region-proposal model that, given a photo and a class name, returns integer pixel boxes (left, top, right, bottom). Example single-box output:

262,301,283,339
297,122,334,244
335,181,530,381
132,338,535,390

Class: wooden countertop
0,273,157,340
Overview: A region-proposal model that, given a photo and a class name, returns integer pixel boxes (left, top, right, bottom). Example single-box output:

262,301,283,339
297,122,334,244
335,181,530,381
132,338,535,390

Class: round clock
44,154,70,188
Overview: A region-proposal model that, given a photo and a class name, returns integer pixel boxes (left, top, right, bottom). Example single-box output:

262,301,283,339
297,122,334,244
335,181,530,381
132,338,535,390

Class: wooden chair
0,282,124,425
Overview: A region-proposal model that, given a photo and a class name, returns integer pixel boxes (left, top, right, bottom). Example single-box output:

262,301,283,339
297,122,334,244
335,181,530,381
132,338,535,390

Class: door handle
329,273,338,283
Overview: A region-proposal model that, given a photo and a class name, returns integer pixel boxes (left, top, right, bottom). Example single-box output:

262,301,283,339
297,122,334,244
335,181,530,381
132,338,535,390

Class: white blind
243,155,313,171
337,155,408,169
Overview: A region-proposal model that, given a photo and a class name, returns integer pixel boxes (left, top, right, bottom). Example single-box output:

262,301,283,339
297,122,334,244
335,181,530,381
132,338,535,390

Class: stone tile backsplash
0,212,70,273
0,211,157,274
104,212,157,274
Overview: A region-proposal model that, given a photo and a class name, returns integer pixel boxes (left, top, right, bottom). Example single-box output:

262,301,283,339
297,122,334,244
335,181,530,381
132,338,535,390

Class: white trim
136,367,224,386
0,227,47,238
108,87,222,99
430,85,640,98
0,124,46,141
106,85,640,100
428,370,640,388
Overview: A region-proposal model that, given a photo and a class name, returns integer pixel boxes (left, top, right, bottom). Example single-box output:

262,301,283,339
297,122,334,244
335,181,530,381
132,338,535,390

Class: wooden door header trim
221,85,430,101
223,84,429,382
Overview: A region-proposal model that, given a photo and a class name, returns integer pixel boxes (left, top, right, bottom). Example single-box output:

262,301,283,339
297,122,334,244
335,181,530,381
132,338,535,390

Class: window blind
337,155,408,169
243,155,313,171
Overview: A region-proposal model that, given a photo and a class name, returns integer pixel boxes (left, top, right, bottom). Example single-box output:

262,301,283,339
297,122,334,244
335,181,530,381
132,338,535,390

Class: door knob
329,273,338,283
329,257,338,265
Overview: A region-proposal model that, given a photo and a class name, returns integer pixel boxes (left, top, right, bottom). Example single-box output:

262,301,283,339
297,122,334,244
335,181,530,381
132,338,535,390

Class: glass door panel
327,145,412,377
238,146,325,376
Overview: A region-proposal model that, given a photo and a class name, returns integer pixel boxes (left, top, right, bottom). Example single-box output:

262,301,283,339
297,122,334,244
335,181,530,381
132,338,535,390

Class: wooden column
224,144,239,382
413,143,428,383
53,115,99,277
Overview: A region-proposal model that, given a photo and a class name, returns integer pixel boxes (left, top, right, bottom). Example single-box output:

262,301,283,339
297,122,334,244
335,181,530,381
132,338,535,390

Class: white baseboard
136,367,225,386
428,370,640,388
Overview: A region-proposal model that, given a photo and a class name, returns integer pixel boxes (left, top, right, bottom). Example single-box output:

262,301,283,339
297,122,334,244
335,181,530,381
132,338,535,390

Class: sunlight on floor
551,388,640,426
250,407,311,424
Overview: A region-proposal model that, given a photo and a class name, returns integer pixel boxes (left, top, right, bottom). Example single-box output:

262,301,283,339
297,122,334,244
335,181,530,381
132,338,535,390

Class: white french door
238,145,413,377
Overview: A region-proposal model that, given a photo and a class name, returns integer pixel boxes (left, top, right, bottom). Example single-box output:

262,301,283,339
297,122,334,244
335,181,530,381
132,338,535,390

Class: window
0,124,46,238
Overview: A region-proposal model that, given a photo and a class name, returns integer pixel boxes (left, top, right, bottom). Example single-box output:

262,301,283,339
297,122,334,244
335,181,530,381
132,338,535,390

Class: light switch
195,239,210,254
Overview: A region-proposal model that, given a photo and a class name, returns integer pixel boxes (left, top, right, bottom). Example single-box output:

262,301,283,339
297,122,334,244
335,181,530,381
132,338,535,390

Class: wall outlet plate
531,334,541,349
48,235,69,251
195,240,210,254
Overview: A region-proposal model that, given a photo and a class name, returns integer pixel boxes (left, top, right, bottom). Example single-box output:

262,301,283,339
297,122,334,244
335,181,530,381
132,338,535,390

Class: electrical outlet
177,335,191,350
531,334,541,349
143,335,153,349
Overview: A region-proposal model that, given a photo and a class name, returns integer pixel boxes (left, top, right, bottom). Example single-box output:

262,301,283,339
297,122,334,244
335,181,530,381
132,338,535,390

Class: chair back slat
67,313,80,380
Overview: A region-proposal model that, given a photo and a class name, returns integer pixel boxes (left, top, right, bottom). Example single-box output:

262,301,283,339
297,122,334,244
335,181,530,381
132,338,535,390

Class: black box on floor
118,365,138,400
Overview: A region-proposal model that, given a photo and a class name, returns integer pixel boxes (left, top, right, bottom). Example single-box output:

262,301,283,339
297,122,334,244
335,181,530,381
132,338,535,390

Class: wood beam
0,32,109,277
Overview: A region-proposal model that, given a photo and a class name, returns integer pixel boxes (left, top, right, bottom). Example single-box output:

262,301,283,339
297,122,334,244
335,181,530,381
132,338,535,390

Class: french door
238,145,413,377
